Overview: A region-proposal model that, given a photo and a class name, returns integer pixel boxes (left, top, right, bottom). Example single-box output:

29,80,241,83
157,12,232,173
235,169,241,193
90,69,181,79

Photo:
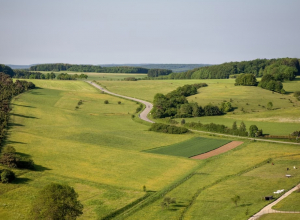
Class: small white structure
274,189,285,194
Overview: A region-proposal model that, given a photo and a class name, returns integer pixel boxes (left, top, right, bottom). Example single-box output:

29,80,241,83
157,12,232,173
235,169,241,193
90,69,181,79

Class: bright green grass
98,79,300,135
129,142,300,220
259,213,300,220
0,80,199,219
273,191,300,211
283,76,300,93
32,71,148,81
145,137,230,157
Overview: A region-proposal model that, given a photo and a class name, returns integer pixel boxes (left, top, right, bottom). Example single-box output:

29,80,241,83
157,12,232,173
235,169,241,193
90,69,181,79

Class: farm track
87,81,154,123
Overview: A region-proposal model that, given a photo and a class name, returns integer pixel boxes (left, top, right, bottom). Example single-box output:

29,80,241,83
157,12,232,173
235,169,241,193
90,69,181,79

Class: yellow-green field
1,78,300,220
0,80,198,219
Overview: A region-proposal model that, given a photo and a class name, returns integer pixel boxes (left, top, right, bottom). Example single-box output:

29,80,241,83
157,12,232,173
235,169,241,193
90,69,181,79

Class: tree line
0,72,36,183
149,58,300,79
151,83,230,119
29,63,173,75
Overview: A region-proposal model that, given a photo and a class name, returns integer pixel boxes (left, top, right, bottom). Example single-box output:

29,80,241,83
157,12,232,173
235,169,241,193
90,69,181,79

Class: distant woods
149,58,300,80
29,64,173,76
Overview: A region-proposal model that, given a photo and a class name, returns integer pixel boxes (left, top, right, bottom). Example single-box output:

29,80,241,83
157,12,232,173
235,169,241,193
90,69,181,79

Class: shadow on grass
173,204,187,208
11,103,36,108
13,177,31,184
240,203,253,207
8,122,24,127
16,152,31,157
5,140,26,145
34,164,51,172
10,113,38,119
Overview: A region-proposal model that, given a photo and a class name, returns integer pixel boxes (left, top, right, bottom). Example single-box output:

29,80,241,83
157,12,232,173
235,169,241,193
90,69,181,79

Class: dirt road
87,81,154,123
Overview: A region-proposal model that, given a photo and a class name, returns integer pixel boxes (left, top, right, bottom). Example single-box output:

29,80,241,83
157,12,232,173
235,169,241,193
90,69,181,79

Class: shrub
104,100,109,104
149,123,188,134
0,169,15,183
118,101,121,104
16,157,35,170
181,119,186,125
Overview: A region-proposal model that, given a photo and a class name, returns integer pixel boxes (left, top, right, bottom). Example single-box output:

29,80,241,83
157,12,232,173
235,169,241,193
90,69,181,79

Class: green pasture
129,142,300,220
99,78,300,135
32,71,147,81
145,137,230,157
259,213,300,220
1,80,198,219
273,190,300,211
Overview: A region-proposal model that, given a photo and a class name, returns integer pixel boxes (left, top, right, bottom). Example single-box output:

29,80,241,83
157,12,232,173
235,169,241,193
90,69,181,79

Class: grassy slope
145,137,230,157
259,213,300,220
129,142,300,220
0,80,198,219
99,77,300,135
273,191,300,211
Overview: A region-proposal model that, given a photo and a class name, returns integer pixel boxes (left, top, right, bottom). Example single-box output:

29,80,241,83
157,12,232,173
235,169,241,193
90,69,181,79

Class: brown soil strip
191,141,244,159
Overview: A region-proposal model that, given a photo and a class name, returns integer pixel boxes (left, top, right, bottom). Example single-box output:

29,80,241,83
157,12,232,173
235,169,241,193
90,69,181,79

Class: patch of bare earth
190,141,244,159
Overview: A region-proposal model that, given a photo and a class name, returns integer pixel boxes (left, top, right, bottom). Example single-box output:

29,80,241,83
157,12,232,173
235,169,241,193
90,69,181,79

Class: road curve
87,81,154,123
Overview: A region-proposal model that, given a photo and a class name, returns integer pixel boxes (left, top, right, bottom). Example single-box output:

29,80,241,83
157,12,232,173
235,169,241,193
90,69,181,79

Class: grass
273,190,300,211
145,137,230,157
0,80,199,219
128,142,300,220
98,78,300,135
259,213,300,220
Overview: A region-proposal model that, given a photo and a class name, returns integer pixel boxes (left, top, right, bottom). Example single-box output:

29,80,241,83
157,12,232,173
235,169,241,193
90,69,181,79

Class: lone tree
231,195,240,207
267,102,273,110
104,100,109,104
249,125,259,137
31,183,83,220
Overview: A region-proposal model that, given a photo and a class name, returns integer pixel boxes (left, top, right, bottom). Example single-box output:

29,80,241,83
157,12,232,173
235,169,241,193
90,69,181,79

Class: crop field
0,80,199,219
145,137,231,157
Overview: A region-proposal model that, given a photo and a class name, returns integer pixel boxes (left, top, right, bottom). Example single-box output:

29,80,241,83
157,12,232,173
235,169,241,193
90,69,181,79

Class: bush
149,123,188,134
118,101,121,104
294,91,300,100
104,100,109,104
16,157,35,170
235,74,258,86
0,169,15,183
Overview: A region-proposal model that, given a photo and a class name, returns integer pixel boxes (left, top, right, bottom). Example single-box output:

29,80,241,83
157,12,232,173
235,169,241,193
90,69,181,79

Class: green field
1,77,300,220
259,213,300,220
273,190,300,211
145,137,231,157
0,79,198,219
99,78,300,135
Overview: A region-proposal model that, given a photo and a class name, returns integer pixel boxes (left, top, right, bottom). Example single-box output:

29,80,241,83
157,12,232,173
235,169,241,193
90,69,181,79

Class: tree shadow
240,203,253,207
11,103,36,108
8,122,24,127
10,113,38,119
173,204,187,208
15,152,31,157
13,177,31,184
5,140,26,145
34,164,51,172
29,91,43,95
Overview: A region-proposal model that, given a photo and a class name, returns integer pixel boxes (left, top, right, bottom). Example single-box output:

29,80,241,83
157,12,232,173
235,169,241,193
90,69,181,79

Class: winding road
87,81,154,123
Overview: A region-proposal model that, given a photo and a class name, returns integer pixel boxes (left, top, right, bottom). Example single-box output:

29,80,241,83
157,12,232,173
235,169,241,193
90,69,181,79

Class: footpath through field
249,183,300,220
87,81,154,123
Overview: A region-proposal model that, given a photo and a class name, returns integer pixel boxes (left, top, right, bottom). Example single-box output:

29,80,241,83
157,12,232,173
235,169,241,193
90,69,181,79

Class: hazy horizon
1,0,300,65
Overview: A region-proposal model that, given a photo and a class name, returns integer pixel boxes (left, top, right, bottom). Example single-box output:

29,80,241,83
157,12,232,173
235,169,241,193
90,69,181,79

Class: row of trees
56,73,88,80
185,121,262,137
150,58,300,79
151,83,230,119
147,69,172,77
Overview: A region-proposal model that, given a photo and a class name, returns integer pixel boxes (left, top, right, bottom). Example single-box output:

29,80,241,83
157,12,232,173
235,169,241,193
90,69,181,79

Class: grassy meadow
98,77,300,135
1,76,300,220
1,79,199,219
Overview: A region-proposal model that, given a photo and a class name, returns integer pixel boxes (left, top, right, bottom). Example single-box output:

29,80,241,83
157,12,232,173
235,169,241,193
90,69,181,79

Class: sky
1,0,300,65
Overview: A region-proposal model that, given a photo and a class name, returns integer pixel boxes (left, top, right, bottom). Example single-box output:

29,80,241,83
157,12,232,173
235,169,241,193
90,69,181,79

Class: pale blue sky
1,0,300,65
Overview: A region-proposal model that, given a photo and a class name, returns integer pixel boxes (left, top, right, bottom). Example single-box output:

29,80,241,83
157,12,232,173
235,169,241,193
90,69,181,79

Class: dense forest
29,64,164,74
153,58,300,79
